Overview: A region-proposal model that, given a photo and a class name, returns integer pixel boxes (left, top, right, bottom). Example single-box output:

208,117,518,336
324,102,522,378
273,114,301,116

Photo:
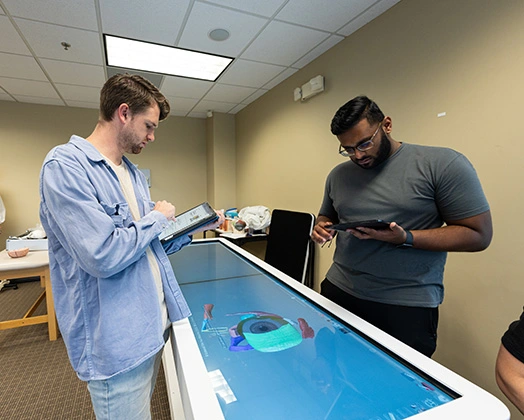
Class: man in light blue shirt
40,74,223,419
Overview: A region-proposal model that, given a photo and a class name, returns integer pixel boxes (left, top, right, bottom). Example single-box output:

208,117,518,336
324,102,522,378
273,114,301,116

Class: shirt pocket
100,201,131,227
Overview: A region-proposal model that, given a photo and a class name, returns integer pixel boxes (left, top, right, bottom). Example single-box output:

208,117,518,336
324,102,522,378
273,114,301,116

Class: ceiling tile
276,0,369,32
15,19,103,65
203,0,287,18
263,67,298,90
0,0,397,112
169,111,189,117
192,99,236,113
178,2,268,57
241,21,329,66
228,103,247,114
2,0,98,31
55,84,100,102
164,96,199,113
338,0,402,36
0,16,31,55
0,52,48,80
65,100,99,109
41,59,105,87
0,77,59,97
218,59,287,88
0,92,15,101
292,34,345,68
106,67,164,89
14,95,65,106
161,76,213,99
204,84,257,103
186,111,207,119
241,89,269,105
100,0,190,46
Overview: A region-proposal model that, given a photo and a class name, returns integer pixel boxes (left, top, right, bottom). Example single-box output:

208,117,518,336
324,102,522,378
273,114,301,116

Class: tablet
328,219,390,231
159,202,218,243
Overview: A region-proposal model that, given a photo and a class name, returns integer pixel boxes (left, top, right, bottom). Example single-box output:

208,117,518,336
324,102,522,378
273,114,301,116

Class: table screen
169,241,457,420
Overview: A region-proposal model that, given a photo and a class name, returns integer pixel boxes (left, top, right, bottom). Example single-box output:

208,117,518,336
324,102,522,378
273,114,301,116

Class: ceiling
0,0,400,118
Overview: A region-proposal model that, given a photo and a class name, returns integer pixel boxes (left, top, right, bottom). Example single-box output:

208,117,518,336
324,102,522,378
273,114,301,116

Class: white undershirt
104,156,169,331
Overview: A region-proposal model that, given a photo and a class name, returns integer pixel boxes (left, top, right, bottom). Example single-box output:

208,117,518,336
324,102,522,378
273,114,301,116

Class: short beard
355,131,391,169
372,131,391,167
119,129,142,155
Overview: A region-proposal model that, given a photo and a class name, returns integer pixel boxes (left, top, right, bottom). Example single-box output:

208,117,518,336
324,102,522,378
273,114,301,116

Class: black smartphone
328,219,390,231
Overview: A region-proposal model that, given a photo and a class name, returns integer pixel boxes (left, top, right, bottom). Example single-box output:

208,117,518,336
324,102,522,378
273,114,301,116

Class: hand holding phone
328,219,390,231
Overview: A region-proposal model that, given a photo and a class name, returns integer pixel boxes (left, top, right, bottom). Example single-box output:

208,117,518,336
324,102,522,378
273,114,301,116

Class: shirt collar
69,135,137,170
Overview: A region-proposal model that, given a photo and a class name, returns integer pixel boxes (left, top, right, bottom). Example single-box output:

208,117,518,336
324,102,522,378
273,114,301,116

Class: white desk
0,250,58,340
204,229,268,247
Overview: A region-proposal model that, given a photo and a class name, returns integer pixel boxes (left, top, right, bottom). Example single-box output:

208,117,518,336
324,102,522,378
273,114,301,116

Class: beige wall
0,101,207,239
206,112,237,210
235,0,524,417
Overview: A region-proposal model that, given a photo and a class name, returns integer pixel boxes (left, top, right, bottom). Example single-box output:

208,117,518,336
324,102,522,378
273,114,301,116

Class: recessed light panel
104,34,233,82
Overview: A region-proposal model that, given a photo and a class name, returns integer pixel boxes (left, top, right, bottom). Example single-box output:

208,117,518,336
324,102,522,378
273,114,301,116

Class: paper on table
219,232,247,239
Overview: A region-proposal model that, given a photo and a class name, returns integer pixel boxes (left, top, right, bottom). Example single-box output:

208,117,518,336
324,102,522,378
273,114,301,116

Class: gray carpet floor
0,279,171,419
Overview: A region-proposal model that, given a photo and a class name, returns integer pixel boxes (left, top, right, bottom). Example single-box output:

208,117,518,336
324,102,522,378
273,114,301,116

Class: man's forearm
410,210,492,252
410,224,490,252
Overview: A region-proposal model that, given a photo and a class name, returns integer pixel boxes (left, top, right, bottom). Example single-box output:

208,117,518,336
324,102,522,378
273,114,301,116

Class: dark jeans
321,279,438,357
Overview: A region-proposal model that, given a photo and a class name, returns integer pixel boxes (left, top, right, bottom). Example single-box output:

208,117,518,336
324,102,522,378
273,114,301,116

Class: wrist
402,230,414,247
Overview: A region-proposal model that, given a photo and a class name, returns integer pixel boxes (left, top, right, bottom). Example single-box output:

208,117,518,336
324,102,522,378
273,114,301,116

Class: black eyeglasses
338,123,382,157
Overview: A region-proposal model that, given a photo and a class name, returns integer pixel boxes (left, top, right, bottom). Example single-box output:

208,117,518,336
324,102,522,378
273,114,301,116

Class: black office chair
264,209,316,287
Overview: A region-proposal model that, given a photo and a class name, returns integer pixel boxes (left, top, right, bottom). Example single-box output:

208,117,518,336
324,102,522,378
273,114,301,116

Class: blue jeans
87,349,163,420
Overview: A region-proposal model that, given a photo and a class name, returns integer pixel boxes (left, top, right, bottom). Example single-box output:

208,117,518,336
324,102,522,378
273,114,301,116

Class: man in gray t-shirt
312,96,492,357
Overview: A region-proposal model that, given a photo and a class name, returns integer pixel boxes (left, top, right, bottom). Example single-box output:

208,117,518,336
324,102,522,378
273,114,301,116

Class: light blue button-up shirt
39,135,191,381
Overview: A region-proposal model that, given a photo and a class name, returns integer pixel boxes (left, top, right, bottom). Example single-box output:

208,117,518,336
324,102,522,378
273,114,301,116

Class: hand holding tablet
327,219,390,231
159,202,219,244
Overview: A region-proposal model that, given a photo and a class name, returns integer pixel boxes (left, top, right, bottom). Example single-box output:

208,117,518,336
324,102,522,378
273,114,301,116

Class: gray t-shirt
319,143,490,307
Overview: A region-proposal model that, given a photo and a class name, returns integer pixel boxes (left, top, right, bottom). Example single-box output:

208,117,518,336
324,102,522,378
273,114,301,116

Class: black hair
330,95,385,135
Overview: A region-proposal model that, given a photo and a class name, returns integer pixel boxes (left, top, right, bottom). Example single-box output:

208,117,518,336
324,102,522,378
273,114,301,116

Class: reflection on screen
171,243,457,420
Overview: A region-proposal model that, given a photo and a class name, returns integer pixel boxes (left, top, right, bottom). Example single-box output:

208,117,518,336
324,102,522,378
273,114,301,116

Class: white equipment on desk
6,223,48,251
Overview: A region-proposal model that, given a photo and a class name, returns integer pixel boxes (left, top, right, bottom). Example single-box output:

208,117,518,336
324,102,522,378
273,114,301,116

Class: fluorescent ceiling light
104,34,233,82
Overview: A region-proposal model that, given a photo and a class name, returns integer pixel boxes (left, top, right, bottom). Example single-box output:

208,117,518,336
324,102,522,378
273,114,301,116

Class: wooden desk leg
43,268,58,341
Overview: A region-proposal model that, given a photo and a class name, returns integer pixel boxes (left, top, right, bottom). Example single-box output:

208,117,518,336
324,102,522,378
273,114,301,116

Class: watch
402,230,414,247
